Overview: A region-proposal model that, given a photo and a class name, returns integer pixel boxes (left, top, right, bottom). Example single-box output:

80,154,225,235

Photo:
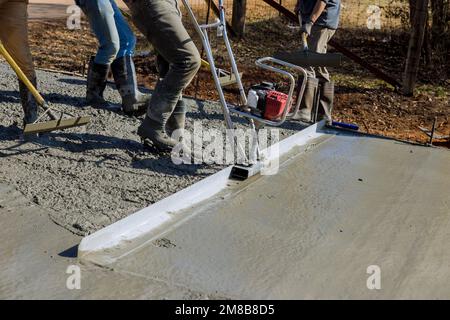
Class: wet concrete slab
0,63,305,237
109,132,450,299
2,131,450,299
0,182,224,299
0,183,80,299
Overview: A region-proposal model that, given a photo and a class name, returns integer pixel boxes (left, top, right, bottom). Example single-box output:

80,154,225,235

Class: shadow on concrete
132,157,209,176
0,127,211,177
0,89,86,109
58,78,86,86
59,244,79,258
0,90,20,104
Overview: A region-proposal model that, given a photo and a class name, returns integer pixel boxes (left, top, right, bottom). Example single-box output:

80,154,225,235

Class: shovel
0,42,90,135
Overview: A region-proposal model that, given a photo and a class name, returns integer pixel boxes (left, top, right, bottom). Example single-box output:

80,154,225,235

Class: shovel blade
273,50,342,67
23,116,90,135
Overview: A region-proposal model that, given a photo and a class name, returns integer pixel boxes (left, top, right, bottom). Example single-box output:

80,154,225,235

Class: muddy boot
166,98,187,138
19,78,39,140
317,81,334,125
111,55,150,116
137,116,178,153
292,76,319,123
86,56,111,108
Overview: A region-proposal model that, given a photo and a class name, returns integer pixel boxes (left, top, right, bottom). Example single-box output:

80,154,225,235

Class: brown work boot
137,116,178,153
292,76,319,123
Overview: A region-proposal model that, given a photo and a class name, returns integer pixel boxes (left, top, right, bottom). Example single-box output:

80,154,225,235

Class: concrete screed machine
181,0,342,179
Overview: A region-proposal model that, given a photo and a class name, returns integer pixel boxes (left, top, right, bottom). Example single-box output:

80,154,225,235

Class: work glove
300,20,314,36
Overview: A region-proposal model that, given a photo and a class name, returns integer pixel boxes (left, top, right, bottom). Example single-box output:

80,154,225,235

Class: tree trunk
430,0,449,49
403,0,429,95
409,0,416,24
232,0,247,38
423,9,432,65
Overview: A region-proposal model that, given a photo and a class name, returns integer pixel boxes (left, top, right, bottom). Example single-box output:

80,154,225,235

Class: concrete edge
78,121,326,265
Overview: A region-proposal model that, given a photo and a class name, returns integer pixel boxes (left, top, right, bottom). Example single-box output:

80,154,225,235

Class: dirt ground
20,13,449,148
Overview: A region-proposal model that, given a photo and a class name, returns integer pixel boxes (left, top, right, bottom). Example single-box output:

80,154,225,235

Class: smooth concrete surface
0,183,225,299
109,132,450,299
2,131,450,299
78,121,326,266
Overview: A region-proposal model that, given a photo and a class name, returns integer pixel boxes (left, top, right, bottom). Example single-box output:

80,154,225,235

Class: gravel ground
0,62,304,235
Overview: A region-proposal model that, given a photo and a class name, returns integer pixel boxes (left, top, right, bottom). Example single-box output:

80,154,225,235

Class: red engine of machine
263,90,289,120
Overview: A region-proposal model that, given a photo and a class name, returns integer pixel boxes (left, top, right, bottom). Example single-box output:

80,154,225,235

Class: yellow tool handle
201,59,210,68
0,42,45,106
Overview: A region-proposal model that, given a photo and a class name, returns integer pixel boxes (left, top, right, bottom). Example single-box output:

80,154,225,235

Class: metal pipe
429,117,437,146
219,0,247,105
182,0,248,163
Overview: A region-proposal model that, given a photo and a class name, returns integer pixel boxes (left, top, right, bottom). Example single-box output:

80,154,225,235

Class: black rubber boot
137,116,178,153
166,98,187,138
19,79,38,126
111,55,150,116
292,76,319,123
317,81,334,124
86,56,111,108
19,78,39,140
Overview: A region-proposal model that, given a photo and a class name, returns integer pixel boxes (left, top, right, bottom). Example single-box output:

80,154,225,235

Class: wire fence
181,0,410,31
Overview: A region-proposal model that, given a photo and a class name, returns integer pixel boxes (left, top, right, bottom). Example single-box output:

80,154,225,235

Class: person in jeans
76,0,149,115
0,0,39,132
293,0,341,123
124,0,201,152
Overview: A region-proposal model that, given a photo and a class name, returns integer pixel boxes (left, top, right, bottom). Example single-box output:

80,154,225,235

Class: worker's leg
109,0,150,115
292,75,319,123
128,0,201,151
308,26,335,82
77,0,119,107
156,53,186,138
308,26,336,123
78,0,120,64
0,1,38,126
110,0,136,59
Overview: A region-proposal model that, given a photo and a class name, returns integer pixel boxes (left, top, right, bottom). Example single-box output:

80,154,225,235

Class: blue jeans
76,0,136,65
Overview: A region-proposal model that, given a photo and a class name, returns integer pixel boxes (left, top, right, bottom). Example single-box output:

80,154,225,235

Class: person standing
75,0,149,115
294,0,341,123
123,0,201,152
0,0,39,130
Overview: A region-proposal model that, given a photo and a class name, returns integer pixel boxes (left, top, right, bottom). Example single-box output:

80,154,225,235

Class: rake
0,42,90,135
